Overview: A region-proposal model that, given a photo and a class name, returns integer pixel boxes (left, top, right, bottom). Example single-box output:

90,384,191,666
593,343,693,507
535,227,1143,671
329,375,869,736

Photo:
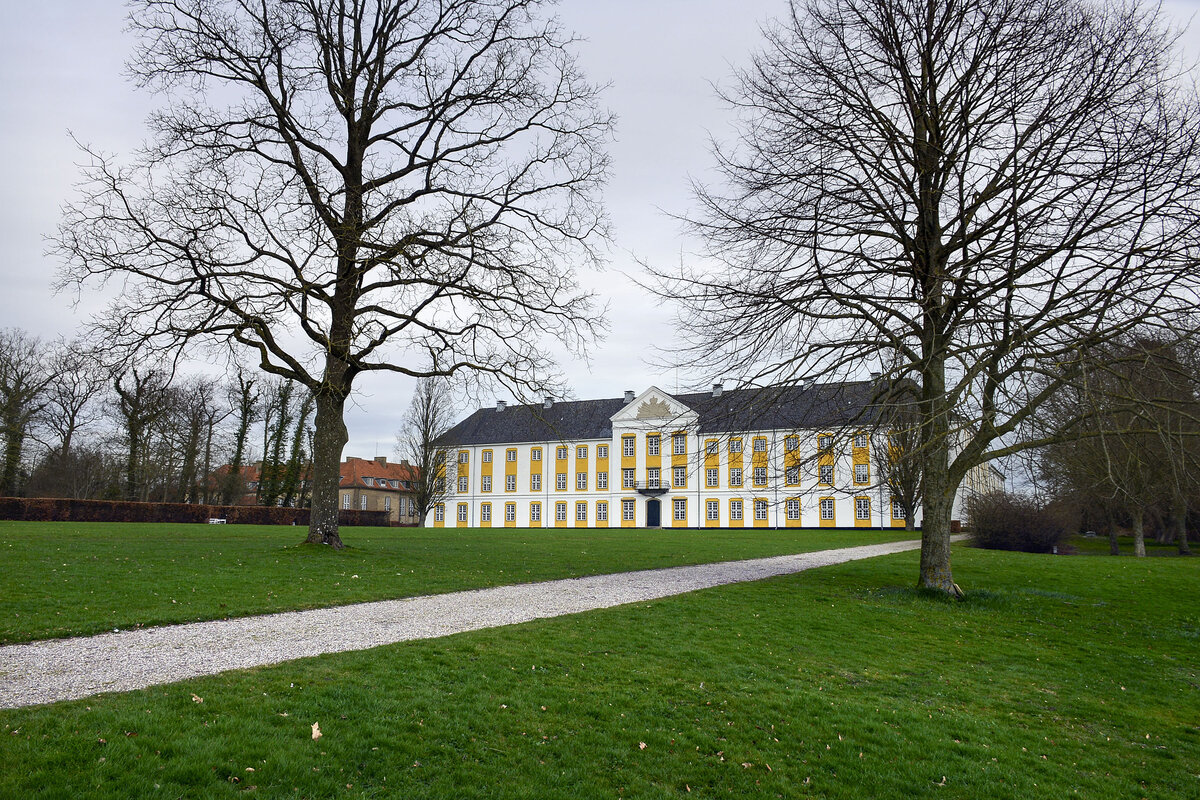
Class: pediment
610,386,696,427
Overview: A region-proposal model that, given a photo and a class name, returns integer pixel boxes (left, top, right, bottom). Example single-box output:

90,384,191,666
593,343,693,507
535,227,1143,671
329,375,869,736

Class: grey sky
2,0,1198,459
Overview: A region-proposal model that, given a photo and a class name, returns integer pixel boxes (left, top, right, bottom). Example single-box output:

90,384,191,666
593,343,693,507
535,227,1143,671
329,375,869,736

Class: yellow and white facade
426,382,979,529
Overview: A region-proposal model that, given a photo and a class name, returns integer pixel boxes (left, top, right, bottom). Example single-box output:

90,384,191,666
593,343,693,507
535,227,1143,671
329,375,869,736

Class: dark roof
438,381,887,446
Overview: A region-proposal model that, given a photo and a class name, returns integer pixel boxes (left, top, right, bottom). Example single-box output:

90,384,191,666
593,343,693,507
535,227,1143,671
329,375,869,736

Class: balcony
631,480,669,496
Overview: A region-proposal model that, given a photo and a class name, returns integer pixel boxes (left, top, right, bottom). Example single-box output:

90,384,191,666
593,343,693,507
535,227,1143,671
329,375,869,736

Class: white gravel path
0,537,930,709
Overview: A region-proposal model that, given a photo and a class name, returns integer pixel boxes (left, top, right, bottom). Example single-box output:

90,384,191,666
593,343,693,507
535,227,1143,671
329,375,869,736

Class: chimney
374,455,387,465
712,382,723,397
496,400,507,412
624,390,634,403
870,372,881,381
544,396,553,409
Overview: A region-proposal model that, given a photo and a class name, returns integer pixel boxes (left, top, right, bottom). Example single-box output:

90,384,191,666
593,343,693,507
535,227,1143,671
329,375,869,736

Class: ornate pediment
636,397,672,419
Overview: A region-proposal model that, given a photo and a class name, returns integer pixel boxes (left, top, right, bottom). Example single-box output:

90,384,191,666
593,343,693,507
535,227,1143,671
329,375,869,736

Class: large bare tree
55,0,610,547
396,376,455,526
666,0,1200,593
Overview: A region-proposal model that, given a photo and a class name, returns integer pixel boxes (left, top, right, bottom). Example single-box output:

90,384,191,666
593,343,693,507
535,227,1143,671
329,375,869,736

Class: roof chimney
712,382,723,397
869,372,881,381
496,400,507,412
624,390,634,403
374,455,387,464
543,396,553,409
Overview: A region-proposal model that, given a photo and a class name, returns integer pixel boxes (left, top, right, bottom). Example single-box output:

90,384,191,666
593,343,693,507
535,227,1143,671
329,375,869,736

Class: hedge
0,497,390,527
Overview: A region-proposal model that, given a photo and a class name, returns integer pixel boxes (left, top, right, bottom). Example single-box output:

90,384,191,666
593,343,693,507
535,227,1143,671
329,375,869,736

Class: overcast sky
2,0,1199,459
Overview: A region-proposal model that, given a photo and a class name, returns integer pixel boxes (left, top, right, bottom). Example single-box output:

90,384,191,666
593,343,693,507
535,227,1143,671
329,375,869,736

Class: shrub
0,497,389,527
968,491,1067,554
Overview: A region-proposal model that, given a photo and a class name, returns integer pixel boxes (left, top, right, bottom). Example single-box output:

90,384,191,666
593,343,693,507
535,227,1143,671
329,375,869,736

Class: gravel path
0,538,928,709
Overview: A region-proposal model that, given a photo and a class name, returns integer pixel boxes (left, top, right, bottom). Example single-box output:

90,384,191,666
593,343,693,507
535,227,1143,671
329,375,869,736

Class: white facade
430,386,926,530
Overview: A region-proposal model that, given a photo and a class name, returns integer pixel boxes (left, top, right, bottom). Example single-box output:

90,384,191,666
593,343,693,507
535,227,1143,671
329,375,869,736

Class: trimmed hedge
0,497,389,527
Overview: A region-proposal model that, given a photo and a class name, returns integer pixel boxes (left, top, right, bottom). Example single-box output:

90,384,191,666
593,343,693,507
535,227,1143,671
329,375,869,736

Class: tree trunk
1172,492,1191,556
1131,510,1147,558
1,411,24,496
306,388,348,549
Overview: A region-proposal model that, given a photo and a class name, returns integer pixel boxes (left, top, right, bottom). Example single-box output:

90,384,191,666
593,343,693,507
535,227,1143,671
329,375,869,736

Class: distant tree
397,378,455,526
0,329,52,496
222,371,259,505
666,0,1200,594
55,0,610,548
112,368,173,501
38,339,108,461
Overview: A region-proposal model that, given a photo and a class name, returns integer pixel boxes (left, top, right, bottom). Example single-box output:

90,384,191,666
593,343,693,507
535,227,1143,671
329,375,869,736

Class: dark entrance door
646,498,660,527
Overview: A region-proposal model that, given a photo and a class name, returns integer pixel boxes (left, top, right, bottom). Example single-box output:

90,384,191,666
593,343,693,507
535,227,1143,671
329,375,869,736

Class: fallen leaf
639,742,647,750
191,694,203,704
311,722,322,741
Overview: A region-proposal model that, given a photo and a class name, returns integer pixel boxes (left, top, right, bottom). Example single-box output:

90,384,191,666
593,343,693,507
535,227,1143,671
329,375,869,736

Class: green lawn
1,546,1195,798
1065,532,1189,556
0,521,913,643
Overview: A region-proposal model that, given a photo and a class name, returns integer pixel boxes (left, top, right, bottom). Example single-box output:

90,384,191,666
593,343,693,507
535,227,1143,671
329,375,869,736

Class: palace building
428,382,999,529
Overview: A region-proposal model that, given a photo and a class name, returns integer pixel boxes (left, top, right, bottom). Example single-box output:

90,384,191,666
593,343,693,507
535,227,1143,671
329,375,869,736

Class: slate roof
438,381,888,446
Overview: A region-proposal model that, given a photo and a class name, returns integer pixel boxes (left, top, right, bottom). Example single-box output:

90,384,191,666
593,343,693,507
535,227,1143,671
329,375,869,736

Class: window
597,502,608,521
458,451,469,464
754,499,768,520
557,446,568,460
435,477,445,492
577,473,588,491
506,474,516,492
384,496,392,512
854,464,869,484
819,465,834,485
530,502,542,522
577,445,588,459
482,450,492,463
531,474,542,491
892,500,906,520
673,433,687,455
435,504,445,522
622,499,635,520
785,466,799,485
753,438,767,452
623,437,635,457
856,497,871,520
481,476,492,492
556,473,567,490
360,495,367,510
622,468,636,488
506,449,517,462
854,433,869,449
820,498,835,520
673,466,687,488
706,440,719,455
753,467,767,486
786,499,800,520
342,493,351,509
458,476,469,493
785,436,798,452
457,504,468,522
597,471,608,489
673,498,687,521
818,435,832,451
647,435,660,456
555,502,567,521
481,503,491,522
730,468,743,487
531,448,542,461
707,500,719,521
505,503,516,522
576,502,588,521
729,439,742,453
730,500,743,520
706,468,719,488
598,445,608,459
647,467,661,488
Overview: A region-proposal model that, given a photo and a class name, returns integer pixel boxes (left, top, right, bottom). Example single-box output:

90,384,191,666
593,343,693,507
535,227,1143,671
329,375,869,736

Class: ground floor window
556,502,567,521
706,500,719,521
597,501,608,521
505,503,515,522
786,498,800,520
530,502,542,522
384,496,392,512
855,497,871,520
457,503,468,522
576,502,588,521
342,493,351,509
674,498,687,521
434,504,445,522
892,499,905,520
622,499,635,521
730,499,743,520
820,498,835,520
754,499,768,520
360,495,367,511
481,503,491,522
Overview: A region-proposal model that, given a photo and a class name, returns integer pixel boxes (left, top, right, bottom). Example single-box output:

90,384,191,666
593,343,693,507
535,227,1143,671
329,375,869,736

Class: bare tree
0,329,52,496
55,0,610,547
221,370,259,505
397,377,455,526
666,0,1200,594
38,340,108,461
112,368,174,502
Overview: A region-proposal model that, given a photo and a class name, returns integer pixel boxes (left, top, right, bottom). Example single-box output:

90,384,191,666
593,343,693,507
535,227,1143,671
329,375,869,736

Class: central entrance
646,498,661,527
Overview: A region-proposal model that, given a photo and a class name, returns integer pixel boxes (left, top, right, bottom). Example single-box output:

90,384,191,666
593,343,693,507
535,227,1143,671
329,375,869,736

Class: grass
0,521,914,644
1,546,1196,798
1064,533,1188,557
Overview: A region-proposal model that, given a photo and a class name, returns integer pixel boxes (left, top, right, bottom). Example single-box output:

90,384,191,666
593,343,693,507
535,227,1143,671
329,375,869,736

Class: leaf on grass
639,742,647,750
311,722,322,741
191,694,203,704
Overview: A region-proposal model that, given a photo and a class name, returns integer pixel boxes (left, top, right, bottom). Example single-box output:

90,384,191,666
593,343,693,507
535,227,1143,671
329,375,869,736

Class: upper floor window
819,465,834,485
853,433,869,449
557,446,569,460
506,449,517,462
597,445,609,459
753,438,767,452
729,439,743,453
706,440,719,455
576,473,588,491
785,466,800,485
623,437,635,458
577,445,588,459
506,474,516,491
818,435,832,451
854,464,869,484
673,433,687,455
556,473,567,490
531,448,542,461
458,451,469,464
647,435,660,456
785,436,798,452
482,450,492,463
673,466,687,487
457,476,469,493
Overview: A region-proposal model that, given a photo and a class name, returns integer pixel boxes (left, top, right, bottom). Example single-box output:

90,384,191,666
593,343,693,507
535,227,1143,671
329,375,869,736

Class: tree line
0,327,313,506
